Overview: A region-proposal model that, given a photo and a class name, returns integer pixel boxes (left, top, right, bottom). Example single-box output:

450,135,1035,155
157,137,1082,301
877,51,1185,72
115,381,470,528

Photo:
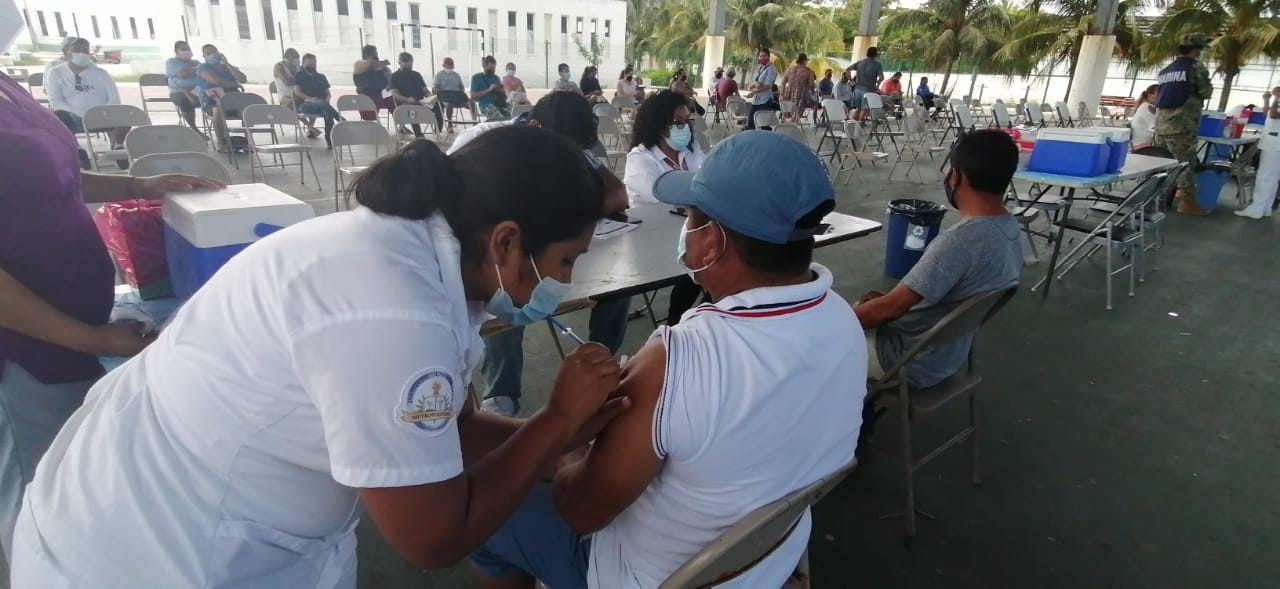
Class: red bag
93,199,172,300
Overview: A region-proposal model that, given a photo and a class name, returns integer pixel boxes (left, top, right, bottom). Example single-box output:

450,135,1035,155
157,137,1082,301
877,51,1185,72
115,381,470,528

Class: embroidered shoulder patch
397,368,456,434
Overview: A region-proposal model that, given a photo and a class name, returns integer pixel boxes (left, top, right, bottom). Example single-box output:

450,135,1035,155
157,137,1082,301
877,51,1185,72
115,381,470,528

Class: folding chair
1054,101,1075,127
138,74,174,118
1032,171,1169,309
867,286,1018,536
392,104,441,140
752,109,779,130
1024,102,1045,127
129,152,232,184
241,104,323,189
991,103,1012,129
1076,101,1098,127
611,96,637,112
267,81,280,104
778,99,798,124
889,117,948,182
659,458,858,589
510,104,533,119
724,98,750,132
833,121,889,185
336,94,378,121
1082,161,1185,275
216,92,271,168
863,93,900,151
27,73,49,106
124,124,208,161
595,116,629,168
82,105,152,172
773,123,807,145
329,120,395,210
816,99,850,162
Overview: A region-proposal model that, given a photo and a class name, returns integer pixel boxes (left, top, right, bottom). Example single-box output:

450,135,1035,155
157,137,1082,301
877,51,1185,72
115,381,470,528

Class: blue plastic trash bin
884,199,947,279
1193,162,1231,212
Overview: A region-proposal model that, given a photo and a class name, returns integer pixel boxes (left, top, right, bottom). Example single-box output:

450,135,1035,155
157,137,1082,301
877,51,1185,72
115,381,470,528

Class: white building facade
13,0,627,87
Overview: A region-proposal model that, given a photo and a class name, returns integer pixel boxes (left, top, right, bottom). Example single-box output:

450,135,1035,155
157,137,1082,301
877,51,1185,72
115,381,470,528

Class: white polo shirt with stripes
587,263,866,588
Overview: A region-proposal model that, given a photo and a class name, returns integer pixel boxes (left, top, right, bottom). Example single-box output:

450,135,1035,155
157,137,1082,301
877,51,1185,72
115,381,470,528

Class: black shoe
77,149,91,170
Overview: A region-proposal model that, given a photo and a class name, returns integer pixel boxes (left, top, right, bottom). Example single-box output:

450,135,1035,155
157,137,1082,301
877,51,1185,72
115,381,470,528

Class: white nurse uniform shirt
11,208,487,588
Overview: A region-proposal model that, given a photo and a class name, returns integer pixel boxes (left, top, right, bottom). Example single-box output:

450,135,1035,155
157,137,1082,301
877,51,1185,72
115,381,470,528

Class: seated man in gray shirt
855,129,1022,395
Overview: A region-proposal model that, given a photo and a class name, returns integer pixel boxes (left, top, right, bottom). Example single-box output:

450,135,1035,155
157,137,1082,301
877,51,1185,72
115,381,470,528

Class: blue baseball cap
653,131,835,244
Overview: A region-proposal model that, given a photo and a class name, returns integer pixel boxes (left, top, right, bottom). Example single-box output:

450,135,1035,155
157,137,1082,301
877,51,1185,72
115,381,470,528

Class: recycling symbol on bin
904,224,928,251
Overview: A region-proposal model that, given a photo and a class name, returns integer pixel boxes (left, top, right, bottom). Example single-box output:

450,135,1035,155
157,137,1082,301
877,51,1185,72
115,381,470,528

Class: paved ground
19,93,1280,587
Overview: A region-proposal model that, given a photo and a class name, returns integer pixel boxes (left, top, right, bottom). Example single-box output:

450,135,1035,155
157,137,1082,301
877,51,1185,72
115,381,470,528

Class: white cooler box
164,183,315,299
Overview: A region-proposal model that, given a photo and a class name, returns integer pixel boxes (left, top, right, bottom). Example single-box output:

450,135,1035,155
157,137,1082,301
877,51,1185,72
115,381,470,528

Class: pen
546,317,587,346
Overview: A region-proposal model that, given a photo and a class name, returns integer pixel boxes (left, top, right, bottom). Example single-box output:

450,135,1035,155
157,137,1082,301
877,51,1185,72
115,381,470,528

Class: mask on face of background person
561,71,571,81
70,52,93,68
0,0,24,54
485,257,570,326
666,125,692,151
177,49,194,60
758,57,769,65
506,68,516,77
206,54,223,65
289,57,300,68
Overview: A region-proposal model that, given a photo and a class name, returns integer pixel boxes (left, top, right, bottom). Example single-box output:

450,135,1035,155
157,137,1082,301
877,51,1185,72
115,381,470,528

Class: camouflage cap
1180,32,1208,48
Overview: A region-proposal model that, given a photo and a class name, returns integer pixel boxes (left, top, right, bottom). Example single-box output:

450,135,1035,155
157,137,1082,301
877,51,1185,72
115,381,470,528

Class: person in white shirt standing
469,131,865,589
1236,86,1280,219
46,37,128,149
11,126,627,587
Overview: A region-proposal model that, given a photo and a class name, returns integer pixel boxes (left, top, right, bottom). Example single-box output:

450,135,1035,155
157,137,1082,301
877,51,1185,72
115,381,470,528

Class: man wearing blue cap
469,131,866,589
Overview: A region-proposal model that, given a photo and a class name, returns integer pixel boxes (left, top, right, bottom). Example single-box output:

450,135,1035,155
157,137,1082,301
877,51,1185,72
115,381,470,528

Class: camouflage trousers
1153,132,1198,196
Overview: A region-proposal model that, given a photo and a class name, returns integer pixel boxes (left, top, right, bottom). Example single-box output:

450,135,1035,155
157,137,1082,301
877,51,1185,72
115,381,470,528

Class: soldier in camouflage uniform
1153,32,1214,215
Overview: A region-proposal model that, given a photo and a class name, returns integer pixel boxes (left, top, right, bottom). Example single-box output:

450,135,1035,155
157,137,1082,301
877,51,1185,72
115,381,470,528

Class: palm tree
725,0,843,56
626,0,663,68
995,0,1144,101
1146,0,1280,110
882,0,1012,95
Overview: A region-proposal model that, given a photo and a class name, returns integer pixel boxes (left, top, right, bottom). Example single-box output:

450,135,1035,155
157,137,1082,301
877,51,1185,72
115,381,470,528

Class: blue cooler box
1105,128,1130,173
1249,111,1266,125
1198,112,1227,137
1027,129,1110,177
164,184,315,299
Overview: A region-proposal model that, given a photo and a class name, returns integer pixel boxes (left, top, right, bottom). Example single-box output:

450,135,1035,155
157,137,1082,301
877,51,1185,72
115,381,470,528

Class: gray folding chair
510,104,533,119
991,103,1012,129
27,73,49,106
392,104,441,139
329,120,395,210
752,109,779,130
336,93,378,121
1054,101,1075,127
216,92,271,168
241,104,322,189
129,152,232,184
659,458,858,589
124,125,208,161
867,286,1018,537
82,105,152,171
138,74,174,117
1024,102,1044,127
773,123,807,145
816,99,850,162
889,116,948,182
595,116,629,167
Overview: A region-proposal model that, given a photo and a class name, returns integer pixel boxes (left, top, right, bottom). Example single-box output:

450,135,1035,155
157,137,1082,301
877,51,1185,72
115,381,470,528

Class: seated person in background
835,70,855,110
448,92,631,418
917,76,939,112
880,71,905,110
470,131,864,588
293,53,344,148
580,66,605,103
352,44,394,121
470,55,510,120
553,63,583,95
668,68,705,117
623,91,709,328
434,57,473,131
1130,84,1158,151
46,38,128,151
818,68,835,99
853,130,1022,442
503,62,530,106
165,40,203,132
196,44,245,153
714,70,739,110
274,47,320,138
389,52,445,137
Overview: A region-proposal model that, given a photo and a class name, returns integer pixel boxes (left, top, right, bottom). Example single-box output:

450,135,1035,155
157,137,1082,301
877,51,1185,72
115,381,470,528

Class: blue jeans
480,297,631,404
470,483,589,588
297,100,342,136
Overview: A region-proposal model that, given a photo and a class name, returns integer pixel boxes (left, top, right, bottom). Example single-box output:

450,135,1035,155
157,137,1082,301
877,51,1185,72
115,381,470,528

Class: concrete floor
35,97,1280,586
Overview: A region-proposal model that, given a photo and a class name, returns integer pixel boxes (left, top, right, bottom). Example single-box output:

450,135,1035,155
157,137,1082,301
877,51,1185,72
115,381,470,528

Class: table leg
1038,188,1075,298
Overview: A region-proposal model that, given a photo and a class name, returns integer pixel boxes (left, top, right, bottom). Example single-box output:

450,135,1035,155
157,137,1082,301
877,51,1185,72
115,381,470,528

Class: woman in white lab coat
1130,84,1158,151
11,126,624,587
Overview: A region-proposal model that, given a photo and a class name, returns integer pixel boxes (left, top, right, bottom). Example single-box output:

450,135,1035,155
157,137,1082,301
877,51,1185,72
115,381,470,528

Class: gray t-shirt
875,214,1022,387
852,58,883,92
434,69,465,93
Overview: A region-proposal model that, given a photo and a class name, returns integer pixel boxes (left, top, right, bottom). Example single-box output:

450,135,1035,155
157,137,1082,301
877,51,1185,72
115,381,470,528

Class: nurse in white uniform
1237,86,1280,219
10,127,624,587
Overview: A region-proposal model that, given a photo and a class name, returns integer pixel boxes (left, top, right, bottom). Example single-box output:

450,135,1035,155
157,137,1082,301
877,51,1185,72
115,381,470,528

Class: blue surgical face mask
205,54,223,65
666,125,692,151
485,256,570,326
561,71,572,81
676,219,722,281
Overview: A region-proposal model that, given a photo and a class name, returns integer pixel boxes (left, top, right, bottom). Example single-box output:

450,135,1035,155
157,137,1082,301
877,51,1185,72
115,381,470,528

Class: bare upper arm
552,337,666,534
359,478,468,568
855,283,924,329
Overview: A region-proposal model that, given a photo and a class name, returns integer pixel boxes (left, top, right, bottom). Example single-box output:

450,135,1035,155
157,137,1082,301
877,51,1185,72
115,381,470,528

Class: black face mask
305,66,317,73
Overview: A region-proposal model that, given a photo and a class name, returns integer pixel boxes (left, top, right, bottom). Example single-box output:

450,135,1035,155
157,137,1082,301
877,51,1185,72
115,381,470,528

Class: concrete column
850,0,881,63
1068,34,1116,121
703,0,727,92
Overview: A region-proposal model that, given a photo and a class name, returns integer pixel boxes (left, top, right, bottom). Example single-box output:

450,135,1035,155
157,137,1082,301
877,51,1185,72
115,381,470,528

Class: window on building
313,0,323,10
488,9,497,51
109,16,120,39
590,18,597,35
286,0,297,8
285,0,300,39
604,19,611,38
466,7,476,25
234,0,252,39
262,0,277,40
446,6,454,20
184,0,201,36
559,15,566,34
147,18,156,39
526,13,535,54
53,12,64,36
386,1,397,20
337,0,349,16
409,3,420,47
446,6,457,50
575,17,582,34
129,16,139,39
362,0,373,19
209,0,224,37
34,11,47,36
90,15,100,38
313,6,325,41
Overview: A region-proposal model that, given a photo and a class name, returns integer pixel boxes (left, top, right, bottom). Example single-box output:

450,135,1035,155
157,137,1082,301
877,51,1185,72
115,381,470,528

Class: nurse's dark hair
631,90,692,150
353,126,605,257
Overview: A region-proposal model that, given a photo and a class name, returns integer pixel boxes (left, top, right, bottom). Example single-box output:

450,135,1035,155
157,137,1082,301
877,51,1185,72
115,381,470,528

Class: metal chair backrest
774,124,806,144
593,102,621,121
753,109,779,129
1077,101,1090,120
659,458,857,589
329,120,394,150
992,103,1012,128
218,92,268,121
336,94,376,112
268,81,279,103
779,100,797,115
124,125,207,159
597,115,624,136
903,115,929,139
1025,103,1043,125
138,74,168,89
880,287,1018,382
611,96,636,110
129,152,232,184
510,104,533,118
241,104,301,129
82,105,151,133
28,72,43,89
1099,105,1112,119
727,99,750,118
954,103,975,130
393,104,437,128
1054,101,1072,122
821,99,848,125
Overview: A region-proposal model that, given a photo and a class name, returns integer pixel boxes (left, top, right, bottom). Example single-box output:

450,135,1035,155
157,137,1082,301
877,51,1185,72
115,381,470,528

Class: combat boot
1175,191,1210,216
